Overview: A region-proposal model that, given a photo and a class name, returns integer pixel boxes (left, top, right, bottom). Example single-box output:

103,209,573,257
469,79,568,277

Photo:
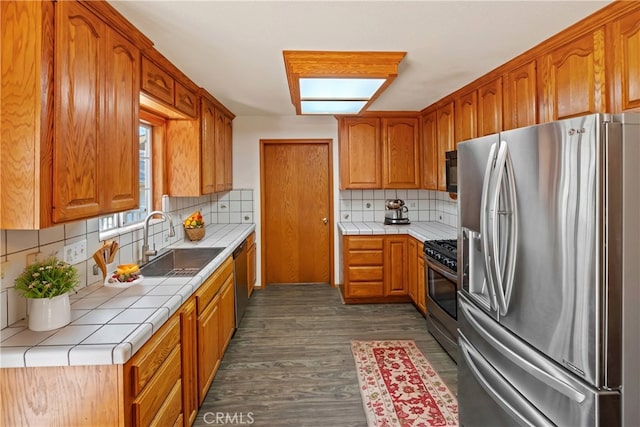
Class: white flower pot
28,293,71,331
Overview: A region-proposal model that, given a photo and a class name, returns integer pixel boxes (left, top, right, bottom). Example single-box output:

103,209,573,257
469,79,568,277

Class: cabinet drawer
174,81,197,117
347,250,383,266
348,265,383,282
347,236,384,250
129,316,180,396
149,379,182,427
196,257,233,315
141,57,174,105
132,345,182,427
348,282,384,297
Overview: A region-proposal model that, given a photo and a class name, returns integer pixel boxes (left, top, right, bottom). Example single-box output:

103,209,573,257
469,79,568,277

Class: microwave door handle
480,142,499,311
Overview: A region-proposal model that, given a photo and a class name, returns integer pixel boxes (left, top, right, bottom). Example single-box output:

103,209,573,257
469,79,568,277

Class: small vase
28,293,71,331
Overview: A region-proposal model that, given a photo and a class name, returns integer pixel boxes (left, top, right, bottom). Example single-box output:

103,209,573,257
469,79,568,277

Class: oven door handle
424,255,457,282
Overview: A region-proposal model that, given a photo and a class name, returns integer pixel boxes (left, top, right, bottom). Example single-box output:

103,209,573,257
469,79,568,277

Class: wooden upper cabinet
1,1,55,229
455,90,477,144
104,29,140,214
338,117,382,189
382,117,420,188
214,108,233,192
174,81,198,117
53,1,105,222
538,29,606,122
504,60,538,130
200,97,217,194
421,110,438,190
54,1,141,222
608,8,640,112
436,102,455,192
166,94,234,197
141,56,174,105
477,77,503,136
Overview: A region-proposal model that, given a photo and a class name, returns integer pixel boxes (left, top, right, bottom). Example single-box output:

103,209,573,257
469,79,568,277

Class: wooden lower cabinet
247,232,257,296
408,238,427,315
343,235,410,303
0,255,239,427
180,299,199,426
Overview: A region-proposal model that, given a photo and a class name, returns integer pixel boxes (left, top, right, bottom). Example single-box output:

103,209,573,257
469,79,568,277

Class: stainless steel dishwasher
233,239,249,328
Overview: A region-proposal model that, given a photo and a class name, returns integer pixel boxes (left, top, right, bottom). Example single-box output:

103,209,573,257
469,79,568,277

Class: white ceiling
109,0,611,117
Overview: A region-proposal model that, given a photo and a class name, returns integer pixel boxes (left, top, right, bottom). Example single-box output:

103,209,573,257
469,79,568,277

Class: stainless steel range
423,239,458,362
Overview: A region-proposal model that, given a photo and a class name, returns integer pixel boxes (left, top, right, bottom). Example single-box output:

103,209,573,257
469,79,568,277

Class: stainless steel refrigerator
457,113,640,426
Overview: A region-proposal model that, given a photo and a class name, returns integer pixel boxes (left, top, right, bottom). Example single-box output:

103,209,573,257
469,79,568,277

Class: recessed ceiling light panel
283,51,406,115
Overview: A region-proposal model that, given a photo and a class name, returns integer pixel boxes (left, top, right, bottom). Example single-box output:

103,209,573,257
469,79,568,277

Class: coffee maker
384,199,410,225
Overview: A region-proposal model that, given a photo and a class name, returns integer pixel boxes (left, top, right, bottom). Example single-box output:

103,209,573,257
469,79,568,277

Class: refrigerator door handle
459,298,587,403
490,142,518,315
459,334,555,427
480,141,499,311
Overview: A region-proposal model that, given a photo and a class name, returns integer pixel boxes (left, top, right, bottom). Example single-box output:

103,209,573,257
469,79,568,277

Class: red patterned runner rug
351,340,458,427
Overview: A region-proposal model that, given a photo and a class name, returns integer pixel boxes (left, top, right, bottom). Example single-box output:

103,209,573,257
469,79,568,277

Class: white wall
233,115,340,285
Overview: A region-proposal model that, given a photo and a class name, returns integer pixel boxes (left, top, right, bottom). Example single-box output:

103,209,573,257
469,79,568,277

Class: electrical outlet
0,260,10,279
63,239,87,265
27,252,42,264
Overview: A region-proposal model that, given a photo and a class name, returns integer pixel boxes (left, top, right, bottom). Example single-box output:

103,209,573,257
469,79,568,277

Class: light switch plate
63,240,87,265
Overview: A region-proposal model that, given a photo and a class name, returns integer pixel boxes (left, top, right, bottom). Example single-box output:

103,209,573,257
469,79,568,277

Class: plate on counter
104,274,144,288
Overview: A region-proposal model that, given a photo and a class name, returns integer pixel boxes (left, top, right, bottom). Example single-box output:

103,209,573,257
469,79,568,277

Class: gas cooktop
423,239,457,272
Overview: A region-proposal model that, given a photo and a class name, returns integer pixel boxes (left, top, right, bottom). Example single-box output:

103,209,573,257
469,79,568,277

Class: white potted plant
15,257,78,331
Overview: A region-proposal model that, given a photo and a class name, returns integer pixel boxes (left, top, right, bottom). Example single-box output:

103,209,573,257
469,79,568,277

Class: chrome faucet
141,210,176,264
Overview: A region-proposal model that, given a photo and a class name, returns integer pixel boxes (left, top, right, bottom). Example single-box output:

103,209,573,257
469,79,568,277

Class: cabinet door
455,89,477,144
180,299,198,427
104,29,139,214
53,1,106,222
200,98,217,194
219,275,235,354
539,29,606,122
247,242,256,297
407,237,418,303
504,60,538,130
338,117,382,189
141,56,174,105
174,81,197,117
384,236,407,297
436,102,455,192
477,77,503,137
214,107,225,192
416,246,426,314
197,295,220,405
382,117,420,188
224,114,233,191
421,110,438,190
608,10,640,112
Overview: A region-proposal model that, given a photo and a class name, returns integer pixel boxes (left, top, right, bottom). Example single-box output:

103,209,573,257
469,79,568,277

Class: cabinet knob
322,217,328,225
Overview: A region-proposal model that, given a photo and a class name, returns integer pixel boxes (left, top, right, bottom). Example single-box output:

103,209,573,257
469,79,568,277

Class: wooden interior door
261,139,333,285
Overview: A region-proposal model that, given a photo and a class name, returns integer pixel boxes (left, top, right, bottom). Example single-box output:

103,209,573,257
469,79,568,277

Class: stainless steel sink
139,247,225,277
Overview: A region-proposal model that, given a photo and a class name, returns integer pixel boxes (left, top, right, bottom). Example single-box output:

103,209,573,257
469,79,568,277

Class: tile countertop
0,223,255,369
338,221,457,241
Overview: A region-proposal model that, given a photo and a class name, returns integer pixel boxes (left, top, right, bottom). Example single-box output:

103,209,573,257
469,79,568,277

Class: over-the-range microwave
445,150,457,193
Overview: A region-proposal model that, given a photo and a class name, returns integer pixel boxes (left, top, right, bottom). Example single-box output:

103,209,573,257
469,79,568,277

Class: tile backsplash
0,189,254,329
339,189,458,227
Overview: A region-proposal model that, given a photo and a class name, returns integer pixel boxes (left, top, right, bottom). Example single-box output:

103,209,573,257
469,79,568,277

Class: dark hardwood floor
194,284,457,427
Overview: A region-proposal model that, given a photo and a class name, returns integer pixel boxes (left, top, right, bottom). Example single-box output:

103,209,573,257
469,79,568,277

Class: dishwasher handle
233,239,247,258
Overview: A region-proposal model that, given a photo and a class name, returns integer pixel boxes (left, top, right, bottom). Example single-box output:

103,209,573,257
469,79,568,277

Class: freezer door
458,134,501,316
496,114,608,387
458,294,621,427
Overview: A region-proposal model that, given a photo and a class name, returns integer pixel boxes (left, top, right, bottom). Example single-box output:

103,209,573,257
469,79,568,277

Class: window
99,124,153,233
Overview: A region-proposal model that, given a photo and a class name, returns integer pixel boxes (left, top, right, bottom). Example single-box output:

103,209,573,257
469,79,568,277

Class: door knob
322,217,328,225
